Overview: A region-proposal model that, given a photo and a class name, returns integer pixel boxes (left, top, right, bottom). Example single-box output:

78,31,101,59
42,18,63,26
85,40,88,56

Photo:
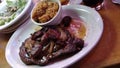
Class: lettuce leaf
0,0,27,26
6,0,26,9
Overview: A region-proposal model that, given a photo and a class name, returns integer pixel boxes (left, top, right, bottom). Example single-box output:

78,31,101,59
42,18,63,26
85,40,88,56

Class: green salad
0,0,27,26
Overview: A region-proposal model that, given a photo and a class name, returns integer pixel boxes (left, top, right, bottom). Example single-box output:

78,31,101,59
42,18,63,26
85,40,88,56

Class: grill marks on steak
19,16,84,65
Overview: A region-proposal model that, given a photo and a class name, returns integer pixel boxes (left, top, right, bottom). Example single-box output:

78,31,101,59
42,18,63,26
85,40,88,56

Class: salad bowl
0,0,32,33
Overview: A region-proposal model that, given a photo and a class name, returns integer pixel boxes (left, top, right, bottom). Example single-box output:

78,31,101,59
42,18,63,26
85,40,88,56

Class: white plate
6,5,103,68
0,0,32,30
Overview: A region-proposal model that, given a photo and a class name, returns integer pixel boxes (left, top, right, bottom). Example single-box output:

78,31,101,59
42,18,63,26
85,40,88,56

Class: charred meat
19,16,84,65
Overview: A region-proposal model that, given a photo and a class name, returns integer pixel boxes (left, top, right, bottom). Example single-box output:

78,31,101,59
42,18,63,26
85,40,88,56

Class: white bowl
0,0,32,30
31,0,62,26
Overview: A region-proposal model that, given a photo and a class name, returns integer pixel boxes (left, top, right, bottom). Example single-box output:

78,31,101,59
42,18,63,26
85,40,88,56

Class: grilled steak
19,16,84,65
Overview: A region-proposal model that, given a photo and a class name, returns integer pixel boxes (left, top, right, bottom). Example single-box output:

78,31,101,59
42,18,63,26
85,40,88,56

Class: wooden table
0,0,120,68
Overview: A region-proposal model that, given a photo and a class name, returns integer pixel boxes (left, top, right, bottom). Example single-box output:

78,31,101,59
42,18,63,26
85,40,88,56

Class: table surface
0,0,120,68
